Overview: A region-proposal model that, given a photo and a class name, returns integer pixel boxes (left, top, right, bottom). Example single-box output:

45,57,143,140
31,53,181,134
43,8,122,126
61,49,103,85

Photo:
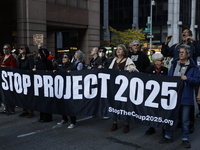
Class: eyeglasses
179,51,188,54
3,48,9,50
63,56,68,58
19,48,24,50
157,59,164,62
99,51,104,53
133,44,140,46
182,31,190,34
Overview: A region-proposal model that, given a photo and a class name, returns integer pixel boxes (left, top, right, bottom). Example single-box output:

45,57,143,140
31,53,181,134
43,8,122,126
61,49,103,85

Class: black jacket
34,49,53,70
17,56,34,70
145,65,168,76
128,51,150,72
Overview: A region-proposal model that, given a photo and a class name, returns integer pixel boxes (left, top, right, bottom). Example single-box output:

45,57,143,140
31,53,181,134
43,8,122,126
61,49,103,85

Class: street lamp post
150,0,155,51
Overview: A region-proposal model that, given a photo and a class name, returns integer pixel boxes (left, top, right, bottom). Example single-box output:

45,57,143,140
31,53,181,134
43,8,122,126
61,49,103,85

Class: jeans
165,105,191,141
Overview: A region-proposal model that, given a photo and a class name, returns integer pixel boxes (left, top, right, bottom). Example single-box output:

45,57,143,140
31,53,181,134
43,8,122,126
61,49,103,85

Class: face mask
99,52,105,57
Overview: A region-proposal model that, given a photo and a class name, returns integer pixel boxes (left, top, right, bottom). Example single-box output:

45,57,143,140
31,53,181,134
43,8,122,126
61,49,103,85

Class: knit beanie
41,48,49,58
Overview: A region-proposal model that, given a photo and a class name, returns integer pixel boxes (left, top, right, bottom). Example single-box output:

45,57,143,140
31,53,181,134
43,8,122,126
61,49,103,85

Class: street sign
147,35,154,38
142,23,151,33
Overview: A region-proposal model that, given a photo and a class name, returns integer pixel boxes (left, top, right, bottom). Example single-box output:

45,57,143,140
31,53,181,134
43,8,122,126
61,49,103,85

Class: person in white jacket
109,44,138,133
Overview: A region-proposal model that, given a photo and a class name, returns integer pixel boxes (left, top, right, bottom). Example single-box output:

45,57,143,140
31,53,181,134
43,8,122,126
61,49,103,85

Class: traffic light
142,23,150,33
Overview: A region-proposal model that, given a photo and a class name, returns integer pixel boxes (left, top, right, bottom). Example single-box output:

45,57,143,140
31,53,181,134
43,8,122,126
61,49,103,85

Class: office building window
109,0,133,29
139,0,168,27
180,0,191,26
47,0,87,9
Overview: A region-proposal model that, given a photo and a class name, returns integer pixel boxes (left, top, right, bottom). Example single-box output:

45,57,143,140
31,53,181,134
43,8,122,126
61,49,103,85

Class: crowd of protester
1,27,200,149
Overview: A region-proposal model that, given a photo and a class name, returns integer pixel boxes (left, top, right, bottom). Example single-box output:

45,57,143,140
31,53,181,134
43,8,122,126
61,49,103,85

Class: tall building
0,0,100,63
101,0,200,47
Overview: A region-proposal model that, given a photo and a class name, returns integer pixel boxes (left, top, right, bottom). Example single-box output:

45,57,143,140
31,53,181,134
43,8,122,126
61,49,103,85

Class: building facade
0,0,100,63
101,0,200,47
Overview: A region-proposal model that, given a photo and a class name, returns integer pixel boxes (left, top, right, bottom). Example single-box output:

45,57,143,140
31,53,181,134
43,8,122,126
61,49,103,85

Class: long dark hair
18,44,30,58
20,44,30,54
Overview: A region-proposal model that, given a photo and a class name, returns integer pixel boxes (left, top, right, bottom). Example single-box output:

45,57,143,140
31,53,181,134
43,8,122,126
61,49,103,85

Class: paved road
0,106,200,150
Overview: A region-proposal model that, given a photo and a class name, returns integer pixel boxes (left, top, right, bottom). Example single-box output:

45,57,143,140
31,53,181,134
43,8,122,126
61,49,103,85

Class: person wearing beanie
56,53,73,126
96,46,112,69
32,44,53,123
40,48,49,58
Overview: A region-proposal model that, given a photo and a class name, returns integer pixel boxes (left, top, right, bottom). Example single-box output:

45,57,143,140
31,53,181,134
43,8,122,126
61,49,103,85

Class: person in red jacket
0,44,17,68
0,44,18,115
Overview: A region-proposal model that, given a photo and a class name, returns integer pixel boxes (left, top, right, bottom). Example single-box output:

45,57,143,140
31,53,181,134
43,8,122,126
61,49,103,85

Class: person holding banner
162,27,200,133
196,85,200,117
0,44,18,115
57,53,73,125
128,40,150,73
17,44,35,118
87,47,111,119
195,59,200,118
144,53,168,135
67,50,85,129
159,44,200,149
109,44,138,133
33,45,54,123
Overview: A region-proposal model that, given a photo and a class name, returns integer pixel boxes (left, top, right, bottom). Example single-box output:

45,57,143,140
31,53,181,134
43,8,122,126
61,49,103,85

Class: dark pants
40,112,52,121
62,116,76,124
62,115,68,122
22,108,34,114
6,104,15,113
70,116,76,124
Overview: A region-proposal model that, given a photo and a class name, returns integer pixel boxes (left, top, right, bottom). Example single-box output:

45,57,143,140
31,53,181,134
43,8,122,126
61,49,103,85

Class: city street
0,106,200,150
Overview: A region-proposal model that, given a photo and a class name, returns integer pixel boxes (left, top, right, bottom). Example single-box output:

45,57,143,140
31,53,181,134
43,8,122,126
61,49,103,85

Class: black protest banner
0,67,182,130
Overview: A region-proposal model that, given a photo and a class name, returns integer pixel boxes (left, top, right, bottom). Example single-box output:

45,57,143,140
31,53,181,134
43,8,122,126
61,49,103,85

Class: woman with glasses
0,44,17,68
109,44,138,133
17,44,35,118
56,53,73,126
144,53,168,135
56,50,85,129
0,44,18,115
60,53,72,71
